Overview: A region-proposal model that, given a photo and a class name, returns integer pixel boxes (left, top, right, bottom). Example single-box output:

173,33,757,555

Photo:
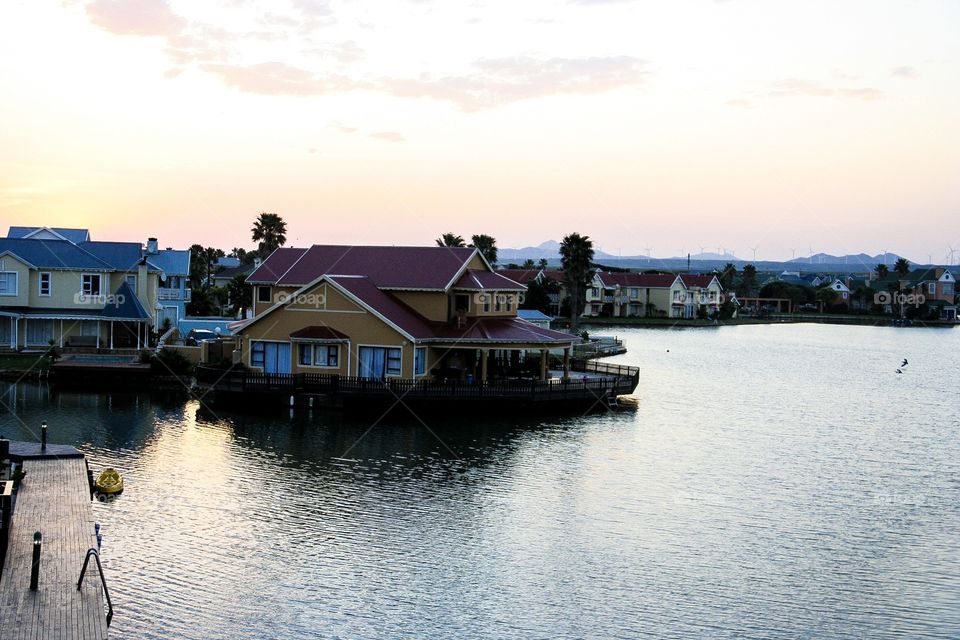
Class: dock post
41,422,47,450
30,531,41,590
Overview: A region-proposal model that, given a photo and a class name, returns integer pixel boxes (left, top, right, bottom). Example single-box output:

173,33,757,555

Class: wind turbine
791,248,797,260
948,245,956,266
750,246,758,262
643,246,653,263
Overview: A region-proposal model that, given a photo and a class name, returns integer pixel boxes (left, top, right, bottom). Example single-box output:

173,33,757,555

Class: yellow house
237,245,578,382
0,227,186,350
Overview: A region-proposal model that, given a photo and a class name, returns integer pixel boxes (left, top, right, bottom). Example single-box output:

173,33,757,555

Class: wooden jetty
0,441,110,639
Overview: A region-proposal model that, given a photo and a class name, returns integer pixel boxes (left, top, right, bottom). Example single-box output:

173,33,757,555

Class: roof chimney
254,257,262,268
147,237,158,255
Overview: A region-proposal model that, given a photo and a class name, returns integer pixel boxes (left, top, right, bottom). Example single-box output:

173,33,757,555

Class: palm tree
251,212,287,257
538,258,549,270
894,257,910,277
875,263,889,279
521,259,536,269
719,262,737,290
560,233,594,330
738,264,758,297
469,234,498,266
436,233,465,247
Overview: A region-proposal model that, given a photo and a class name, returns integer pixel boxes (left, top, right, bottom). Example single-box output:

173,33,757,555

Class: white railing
158,288,191,301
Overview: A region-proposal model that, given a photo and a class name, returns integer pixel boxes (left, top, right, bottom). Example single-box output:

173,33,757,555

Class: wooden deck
0,454,108,639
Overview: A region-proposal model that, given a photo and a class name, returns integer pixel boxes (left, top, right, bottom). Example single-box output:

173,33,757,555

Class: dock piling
40,422,47,450
30,531,41,590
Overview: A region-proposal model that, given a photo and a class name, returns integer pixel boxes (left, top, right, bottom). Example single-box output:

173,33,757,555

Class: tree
229,247,249,263
894,257,910,277
436,232,465,247
189,245,225,290
520,278,552,313
251,212,287,257
875,263,889,279
719,262,737,290
559,233,595,330
538,258,549,270
469,234,498,266
815,286,836,310
522,258,535,269
738,264,758,297
225,274,253,318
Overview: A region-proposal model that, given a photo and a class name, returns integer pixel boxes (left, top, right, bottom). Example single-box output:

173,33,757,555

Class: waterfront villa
584,272,723,319
209,245,639,409
0,227,189,350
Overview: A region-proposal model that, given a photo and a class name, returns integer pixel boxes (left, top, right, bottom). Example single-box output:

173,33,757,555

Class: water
1,324,958,639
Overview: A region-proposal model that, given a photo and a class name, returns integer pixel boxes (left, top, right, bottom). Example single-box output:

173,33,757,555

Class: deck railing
197,360,639,402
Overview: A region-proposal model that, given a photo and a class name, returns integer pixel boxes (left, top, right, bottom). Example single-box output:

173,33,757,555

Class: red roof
329,276,436,339
249,245,477,289
427,317,574,344
247,247,308,283
597,272,679,288
453,269,525,291
680,275,720,289
496,268,541,284
289,326,351,341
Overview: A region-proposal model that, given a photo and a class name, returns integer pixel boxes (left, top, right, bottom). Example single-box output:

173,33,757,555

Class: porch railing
196,360,639,401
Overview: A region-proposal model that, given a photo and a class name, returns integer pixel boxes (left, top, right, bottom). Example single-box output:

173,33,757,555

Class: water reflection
0,324,958,639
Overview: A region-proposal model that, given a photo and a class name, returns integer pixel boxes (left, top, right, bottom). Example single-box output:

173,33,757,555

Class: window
928,283,936,295
414,347,426,376
81,274,101,296
126,274,137,289
506,294,513,312
81,321,98,336
591,287,599,297
26,320,53,345
482,294,491,313
39,272,51,296
0,272,17,296
944,283,954,296
630,288,638,298
257,286,272,303
494,293,502,312
300,344,339,367
358,346,402,377
251,341,266,368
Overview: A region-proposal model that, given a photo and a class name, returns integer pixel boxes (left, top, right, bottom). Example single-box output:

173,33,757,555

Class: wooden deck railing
197,360,639,402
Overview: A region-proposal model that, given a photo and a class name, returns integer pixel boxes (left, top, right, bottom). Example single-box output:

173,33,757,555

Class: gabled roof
327,275,434,339
147,249,190,277
680,274,722,289
213,263,256,280
453,269,525,291
496,268,542,285
8,226,90,243
79,241,147,273
100,282,151,321
596,272,681,288
0,238,113,270
247,245,478,290
426,317,574,344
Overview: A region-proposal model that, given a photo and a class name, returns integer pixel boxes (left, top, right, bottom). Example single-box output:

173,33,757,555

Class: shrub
152,347,195,376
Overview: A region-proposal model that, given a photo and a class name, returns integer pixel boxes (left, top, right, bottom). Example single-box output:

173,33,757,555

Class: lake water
1,324,958,639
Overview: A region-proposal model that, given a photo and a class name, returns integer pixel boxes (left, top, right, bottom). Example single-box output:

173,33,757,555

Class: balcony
158,288,192,302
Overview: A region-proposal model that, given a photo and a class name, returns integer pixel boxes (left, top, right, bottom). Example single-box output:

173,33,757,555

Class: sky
1,0,958,262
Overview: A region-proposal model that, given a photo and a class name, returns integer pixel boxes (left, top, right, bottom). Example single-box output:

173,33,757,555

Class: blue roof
0,237,158,272
8,226,90,243
518,309,553,322
146,249,190,276
100,282,151,321
0,238,113,270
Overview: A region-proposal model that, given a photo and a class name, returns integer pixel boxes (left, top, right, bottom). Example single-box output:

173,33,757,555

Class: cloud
370,131,405,143
891,65,919,79
384,55,647,110
86,0,186,36
768,78,883,101
198,62,357,96
303,41,365,64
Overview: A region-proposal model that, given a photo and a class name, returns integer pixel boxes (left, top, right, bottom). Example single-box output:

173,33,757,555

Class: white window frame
0,271,18,296
299,344,339,368
38,272,51,296
126,274,137,289
928,282,936,295
81,273,102,296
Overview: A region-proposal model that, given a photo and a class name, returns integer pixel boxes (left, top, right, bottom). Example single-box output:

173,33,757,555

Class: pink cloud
199,62,356,96
86,0,186,37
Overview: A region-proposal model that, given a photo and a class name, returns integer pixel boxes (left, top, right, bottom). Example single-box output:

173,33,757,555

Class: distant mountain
498,240,624,262
786,252,910,266
664,251,741,262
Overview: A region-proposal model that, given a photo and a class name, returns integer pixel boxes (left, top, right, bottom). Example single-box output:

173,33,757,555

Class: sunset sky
1,0,957,262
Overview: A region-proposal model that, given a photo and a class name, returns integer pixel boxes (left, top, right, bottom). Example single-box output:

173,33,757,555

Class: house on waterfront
237,245,579,382
871,267,957,320
583,272,723,319
0,227,188,350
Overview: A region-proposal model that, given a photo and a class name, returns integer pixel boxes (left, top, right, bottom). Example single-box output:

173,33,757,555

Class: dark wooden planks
0,457,108,639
